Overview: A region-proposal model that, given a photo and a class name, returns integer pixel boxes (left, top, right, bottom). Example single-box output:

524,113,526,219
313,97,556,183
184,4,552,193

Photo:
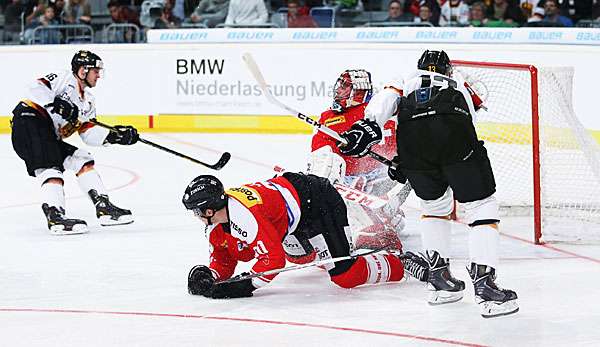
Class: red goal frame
451,60,543,244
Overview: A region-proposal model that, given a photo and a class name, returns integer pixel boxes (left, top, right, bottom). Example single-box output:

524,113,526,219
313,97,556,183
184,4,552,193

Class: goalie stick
216,246,389,284
91,120,231,170
242,52,393,167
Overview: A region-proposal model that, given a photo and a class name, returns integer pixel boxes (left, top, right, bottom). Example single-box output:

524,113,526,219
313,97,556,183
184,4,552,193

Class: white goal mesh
453,61,600,243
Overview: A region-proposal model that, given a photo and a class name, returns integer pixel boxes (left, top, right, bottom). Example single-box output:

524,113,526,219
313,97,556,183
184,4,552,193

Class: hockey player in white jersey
11,50,138,235
337,50,518,318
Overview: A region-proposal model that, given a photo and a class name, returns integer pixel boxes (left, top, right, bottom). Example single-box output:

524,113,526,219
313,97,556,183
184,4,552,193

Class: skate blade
49,224,89,235
99,214,134,226
480,299,519,318
428,290,464,305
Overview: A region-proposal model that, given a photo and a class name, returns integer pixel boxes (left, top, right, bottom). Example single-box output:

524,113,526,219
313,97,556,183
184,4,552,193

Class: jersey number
44,73,58,81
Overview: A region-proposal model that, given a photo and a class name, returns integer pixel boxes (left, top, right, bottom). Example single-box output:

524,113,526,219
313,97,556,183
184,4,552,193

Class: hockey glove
338,119,382,157
52,96,79,124
210,273,256,299
188,265,216,296
105,125,139,145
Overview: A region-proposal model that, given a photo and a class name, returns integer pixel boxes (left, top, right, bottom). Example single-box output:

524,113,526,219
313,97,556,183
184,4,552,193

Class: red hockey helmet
332,69,373,113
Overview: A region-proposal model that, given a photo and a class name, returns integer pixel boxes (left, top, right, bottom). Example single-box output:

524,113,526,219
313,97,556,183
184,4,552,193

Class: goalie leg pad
307,146,346,184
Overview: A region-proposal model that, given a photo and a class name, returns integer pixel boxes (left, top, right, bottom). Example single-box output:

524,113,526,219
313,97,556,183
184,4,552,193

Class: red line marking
0,164,140,210
0,308,488,347
149,115,154,129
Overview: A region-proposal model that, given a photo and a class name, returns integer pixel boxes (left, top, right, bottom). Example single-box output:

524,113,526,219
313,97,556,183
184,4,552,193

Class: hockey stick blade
92,120,231,170
216,246,389,284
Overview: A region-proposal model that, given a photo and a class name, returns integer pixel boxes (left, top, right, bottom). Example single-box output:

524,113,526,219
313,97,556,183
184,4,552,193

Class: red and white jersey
311,103,397,176
22,70,109,146
207,176,302,289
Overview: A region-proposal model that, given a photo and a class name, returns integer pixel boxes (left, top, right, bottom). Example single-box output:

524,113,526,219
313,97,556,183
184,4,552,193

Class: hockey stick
91,120,231,170
242,52,393,167
216,246,388,284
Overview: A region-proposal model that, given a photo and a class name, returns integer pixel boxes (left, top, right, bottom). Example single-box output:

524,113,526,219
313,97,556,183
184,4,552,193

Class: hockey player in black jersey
337,50,518,318
11,50,138,235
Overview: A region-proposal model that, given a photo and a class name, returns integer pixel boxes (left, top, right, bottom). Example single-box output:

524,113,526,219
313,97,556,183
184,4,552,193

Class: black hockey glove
52,96,79,124
188,265,216,296
105,125,139,145
209,273,256,299
388,156,407,184
338,119,382,157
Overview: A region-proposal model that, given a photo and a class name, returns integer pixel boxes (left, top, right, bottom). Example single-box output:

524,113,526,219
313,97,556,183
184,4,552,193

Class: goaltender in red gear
308,69,405,254
182,172,428,299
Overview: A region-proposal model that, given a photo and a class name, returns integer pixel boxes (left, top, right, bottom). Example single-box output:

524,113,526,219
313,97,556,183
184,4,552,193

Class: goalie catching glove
104,125,139,145
188,265,256,299
338,119,382,157
52,96,79,124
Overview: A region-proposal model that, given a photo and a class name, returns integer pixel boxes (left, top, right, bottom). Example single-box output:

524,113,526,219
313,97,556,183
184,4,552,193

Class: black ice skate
469,263,519,318
88,189,134,226
42,203,88,235
425,250,465,305
398,251,429,282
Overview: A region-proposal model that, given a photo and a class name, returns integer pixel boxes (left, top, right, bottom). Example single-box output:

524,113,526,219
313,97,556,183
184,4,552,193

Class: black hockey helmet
71,50,103,74
182,175,228,213
417,50,452,76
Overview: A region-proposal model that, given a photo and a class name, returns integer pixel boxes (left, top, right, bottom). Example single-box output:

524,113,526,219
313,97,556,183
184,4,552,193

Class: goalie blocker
183,172,428,299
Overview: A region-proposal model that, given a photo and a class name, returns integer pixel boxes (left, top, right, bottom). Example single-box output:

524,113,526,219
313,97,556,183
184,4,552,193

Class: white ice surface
1,133,600,347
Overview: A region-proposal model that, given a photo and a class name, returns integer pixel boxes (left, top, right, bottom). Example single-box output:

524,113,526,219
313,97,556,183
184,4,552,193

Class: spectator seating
309,6,335,28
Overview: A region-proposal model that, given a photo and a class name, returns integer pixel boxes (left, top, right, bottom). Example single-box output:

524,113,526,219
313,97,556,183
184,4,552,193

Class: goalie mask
332,69,373,113
417,50,452,76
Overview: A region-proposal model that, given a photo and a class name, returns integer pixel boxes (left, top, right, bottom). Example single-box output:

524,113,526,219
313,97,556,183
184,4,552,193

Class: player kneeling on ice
337,50,518,318
308,69,406,251
10,50,138,235
183,173,428,299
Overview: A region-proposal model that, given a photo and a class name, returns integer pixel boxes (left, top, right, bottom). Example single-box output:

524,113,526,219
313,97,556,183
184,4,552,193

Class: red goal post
451,60,600,244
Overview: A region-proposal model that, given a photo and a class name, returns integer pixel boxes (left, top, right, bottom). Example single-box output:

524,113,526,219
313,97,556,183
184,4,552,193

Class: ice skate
425,251,465,305
42,203,88,235
469,263,519,318
88,189,134,226
398,251,429,282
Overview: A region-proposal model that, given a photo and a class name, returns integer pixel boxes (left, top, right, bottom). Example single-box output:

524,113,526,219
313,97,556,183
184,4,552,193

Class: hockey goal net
452,60,600,244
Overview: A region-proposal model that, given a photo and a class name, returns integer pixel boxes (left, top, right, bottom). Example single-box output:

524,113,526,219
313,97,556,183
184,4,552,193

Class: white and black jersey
22,70,109,146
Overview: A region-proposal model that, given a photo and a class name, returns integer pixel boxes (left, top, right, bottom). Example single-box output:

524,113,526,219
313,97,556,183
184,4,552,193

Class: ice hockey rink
1,132,599,347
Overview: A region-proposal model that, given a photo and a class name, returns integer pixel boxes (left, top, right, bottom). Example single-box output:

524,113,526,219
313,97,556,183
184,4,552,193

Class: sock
421,217,452,258
77,169,107,197
41,182,65,209
330,253,404,288
468,224,500,269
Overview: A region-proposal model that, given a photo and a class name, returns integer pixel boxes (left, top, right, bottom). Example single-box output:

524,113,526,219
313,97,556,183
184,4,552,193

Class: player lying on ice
308,69,406,251
183,172,429,299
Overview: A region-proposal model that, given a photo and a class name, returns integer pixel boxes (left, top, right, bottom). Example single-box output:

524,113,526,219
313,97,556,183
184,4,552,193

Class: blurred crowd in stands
1,0,599,44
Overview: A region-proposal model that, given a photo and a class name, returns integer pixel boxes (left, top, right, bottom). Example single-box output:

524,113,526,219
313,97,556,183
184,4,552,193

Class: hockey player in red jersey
11,50,138,235
308,69,406,252
183,173,428,299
